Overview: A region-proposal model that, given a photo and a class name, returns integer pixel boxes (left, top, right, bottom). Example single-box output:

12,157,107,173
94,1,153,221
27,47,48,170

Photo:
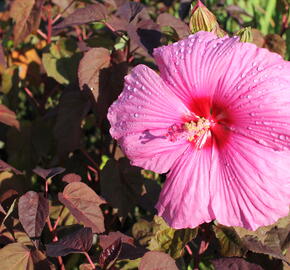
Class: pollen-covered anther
184,117,211,142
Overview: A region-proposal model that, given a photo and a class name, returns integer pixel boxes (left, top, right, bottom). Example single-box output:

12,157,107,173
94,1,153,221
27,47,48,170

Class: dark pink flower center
166,97,233,149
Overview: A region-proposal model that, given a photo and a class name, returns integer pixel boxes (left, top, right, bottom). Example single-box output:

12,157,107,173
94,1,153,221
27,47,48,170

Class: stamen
166,117,212,148
184,117,211,142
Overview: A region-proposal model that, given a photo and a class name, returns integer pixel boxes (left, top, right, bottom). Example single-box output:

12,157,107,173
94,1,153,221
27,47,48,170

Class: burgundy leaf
116,2,144,22
211,258,263,270
10,0,45,45
62,173,81,183
99,237,122,269
53,4,107,30
99,231,134,249
100,158,145,218
157,13,190,39
33,166,66,180
0,104,19,129
46,227,93,257
127,19,161,55
139,251,178,270
54,87,91,160
78,47,111,101
18,191,49,238
58,182,106,233
0,160,22,174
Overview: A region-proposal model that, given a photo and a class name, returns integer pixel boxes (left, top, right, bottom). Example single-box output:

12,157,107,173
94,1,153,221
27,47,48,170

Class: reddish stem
37,29,48,40
83,252,96,269
80,149,100,173
24,87,40,108
45,180,49,198
53,205,65,231
185,244,193,255
47,217,66,269
46,6,52,44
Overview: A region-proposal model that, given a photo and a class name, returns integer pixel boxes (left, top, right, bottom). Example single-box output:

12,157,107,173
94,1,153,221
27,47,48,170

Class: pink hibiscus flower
107,31,290,230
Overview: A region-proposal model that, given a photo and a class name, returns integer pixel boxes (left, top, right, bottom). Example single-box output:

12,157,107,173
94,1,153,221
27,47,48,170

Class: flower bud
189,0,225,37
236,27,253,43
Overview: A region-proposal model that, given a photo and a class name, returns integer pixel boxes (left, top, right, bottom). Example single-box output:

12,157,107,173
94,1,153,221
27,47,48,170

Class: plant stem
83,252,96,269
53,205,65,231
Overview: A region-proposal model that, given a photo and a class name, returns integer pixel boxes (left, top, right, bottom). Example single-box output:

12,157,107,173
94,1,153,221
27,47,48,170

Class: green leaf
42,40,82,85
148,216,198,259
213,224,247,257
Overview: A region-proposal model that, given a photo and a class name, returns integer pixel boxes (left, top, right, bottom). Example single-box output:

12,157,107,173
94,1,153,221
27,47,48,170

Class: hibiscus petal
154,31,290,151
211,135,290,230
108,64,190,173
156,146,215,229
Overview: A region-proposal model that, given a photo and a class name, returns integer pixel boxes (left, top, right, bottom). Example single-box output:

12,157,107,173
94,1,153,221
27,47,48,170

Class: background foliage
0,0,289,269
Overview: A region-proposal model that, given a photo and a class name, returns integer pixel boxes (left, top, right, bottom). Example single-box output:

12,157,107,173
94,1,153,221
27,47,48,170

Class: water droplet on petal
279,134,286,140
134,113,139,118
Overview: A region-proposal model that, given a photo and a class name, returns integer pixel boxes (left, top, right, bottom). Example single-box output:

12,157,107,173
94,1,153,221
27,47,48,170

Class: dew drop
128,95,133,99
249,112,255,116
133,113,139,118
257,66,263,71
279,134,286,140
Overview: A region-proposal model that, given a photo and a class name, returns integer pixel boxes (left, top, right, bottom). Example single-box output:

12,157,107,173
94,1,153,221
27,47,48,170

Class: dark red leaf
58,182,106,233
0,160,22,174
0,104,19,129
139,251,178,270
211,258,263,270
95,50,128,122
33,166,66,180
127,19,161,54
116,2,144,22
54,87,91,160
157,13,190,39
62,173,81,183
46,227,93,257
53,4,108,30
10,0,45,45
99,231,134,249
18,191,49,238
78,47,111,101
100,158,145,218
99,237,122,269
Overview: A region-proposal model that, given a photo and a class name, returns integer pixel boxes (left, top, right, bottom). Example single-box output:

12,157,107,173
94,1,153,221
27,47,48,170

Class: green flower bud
236,27,253,43
189,0,226,37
